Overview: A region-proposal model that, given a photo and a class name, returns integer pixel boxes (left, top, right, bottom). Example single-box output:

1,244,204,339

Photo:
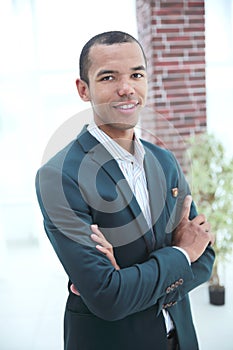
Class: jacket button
166,287,171,294
179,278,184,285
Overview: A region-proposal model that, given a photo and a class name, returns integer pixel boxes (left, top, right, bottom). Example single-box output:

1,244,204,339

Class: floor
0,241,232,350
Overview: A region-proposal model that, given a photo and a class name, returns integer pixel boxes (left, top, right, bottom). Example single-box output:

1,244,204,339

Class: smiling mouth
113,101,139,111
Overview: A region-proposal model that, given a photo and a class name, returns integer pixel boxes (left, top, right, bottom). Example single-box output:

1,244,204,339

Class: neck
98,125,135,154
115,138,134,154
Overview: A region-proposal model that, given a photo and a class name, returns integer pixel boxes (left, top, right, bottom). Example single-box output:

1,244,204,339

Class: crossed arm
37,159,215,320
71,195,215,296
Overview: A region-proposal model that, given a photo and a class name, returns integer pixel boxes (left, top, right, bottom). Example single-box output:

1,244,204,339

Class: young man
36,31,215,350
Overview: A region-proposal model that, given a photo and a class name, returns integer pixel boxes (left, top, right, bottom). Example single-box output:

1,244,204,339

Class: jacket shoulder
39,126,95,171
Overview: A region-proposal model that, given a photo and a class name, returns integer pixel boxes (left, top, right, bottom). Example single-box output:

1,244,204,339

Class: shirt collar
87,123,145,168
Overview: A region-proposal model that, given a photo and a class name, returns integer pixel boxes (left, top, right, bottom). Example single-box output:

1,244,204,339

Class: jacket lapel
77,126,154,252
143,147,168,249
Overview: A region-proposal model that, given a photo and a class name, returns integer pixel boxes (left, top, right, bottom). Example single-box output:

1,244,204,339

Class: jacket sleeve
36,164,202,321
154,245,215,314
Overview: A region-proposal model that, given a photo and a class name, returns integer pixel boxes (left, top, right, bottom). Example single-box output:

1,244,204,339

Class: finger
208,232,215,246
201,227,215,247
91,225,113,249
70,284,80,296
91,233,113,250
91,224,107,240
180,195,192,220
192,213,206,225
91,233,102,243
199,222,211,233
96,244,112,256
96,245,120,270
91,224,100,234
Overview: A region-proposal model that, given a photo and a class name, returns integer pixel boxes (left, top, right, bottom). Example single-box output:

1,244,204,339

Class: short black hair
79,31,147,85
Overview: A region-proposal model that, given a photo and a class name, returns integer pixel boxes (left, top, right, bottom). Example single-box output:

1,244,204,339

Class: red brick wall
136,0,207,169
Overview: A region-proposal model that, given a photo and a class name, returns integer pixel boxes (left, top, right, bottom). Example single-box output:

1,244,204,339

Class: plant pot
208,285,225,305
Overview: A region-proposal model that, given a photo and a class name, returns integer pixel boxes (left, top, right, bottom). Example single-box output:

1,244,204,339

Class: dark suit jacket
36,125,215,350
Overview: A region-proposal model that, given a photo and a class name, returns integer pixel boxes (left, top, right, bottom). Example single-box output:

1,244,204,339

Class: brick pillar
136,0,207,169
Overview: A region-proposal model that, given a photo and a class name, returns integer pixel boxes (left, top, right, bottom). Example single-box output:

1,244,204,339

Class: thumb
180,195,192,220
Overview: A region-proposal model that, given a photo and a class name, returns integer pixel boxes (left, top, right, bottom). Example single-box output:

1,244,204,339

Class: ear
76,79,90,102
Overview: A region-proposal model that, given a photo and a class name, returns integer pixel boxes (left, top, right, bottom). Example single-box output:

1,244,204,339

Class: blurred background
0,0,232,349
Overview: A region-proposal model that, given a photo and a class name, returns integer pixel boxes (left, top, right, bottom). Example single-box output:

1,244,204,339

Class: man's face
79,42,148,136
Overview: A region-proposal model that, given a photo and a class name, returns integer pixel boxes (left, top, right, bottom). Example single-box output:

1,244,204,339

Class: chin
109,121,137,130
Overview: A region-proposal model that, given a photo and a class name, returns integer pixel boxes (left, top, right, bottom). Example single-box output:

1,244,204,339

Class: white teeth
118,104,136,110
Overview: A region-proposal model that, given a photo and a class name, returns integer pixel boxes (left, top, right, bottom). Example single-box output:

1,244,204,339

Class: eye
132,72,144,79
100,75,114,81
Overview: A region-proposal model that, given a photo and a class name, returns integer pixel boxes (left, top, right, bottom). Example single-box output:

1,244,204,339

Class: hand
90,224,120,270
172,195,215,263
70,224,120,296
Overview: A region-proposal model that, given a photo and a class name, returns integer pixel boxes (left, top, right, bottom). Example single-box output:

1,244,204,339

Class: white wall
205,0,233,158
0,0,138,244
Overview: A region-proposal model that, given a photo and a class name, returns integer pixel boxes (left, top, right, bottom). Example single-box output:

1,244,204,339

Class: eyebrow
96,65,146,78
132,65,146,71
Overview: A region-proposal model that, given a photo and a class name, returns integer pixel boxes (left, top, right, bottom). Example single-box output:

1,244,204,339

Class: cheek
139,82,148,96
139,85,148,104
92,101,112,121
90,87,110,104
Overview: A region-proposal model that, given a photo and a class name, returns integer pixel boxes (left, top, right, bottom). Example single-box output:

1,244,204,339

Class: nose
117,79,135,97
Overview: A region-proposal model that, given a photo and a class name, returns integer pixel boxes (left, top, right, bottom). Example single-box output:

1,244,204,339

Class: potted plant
185,133,233,305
